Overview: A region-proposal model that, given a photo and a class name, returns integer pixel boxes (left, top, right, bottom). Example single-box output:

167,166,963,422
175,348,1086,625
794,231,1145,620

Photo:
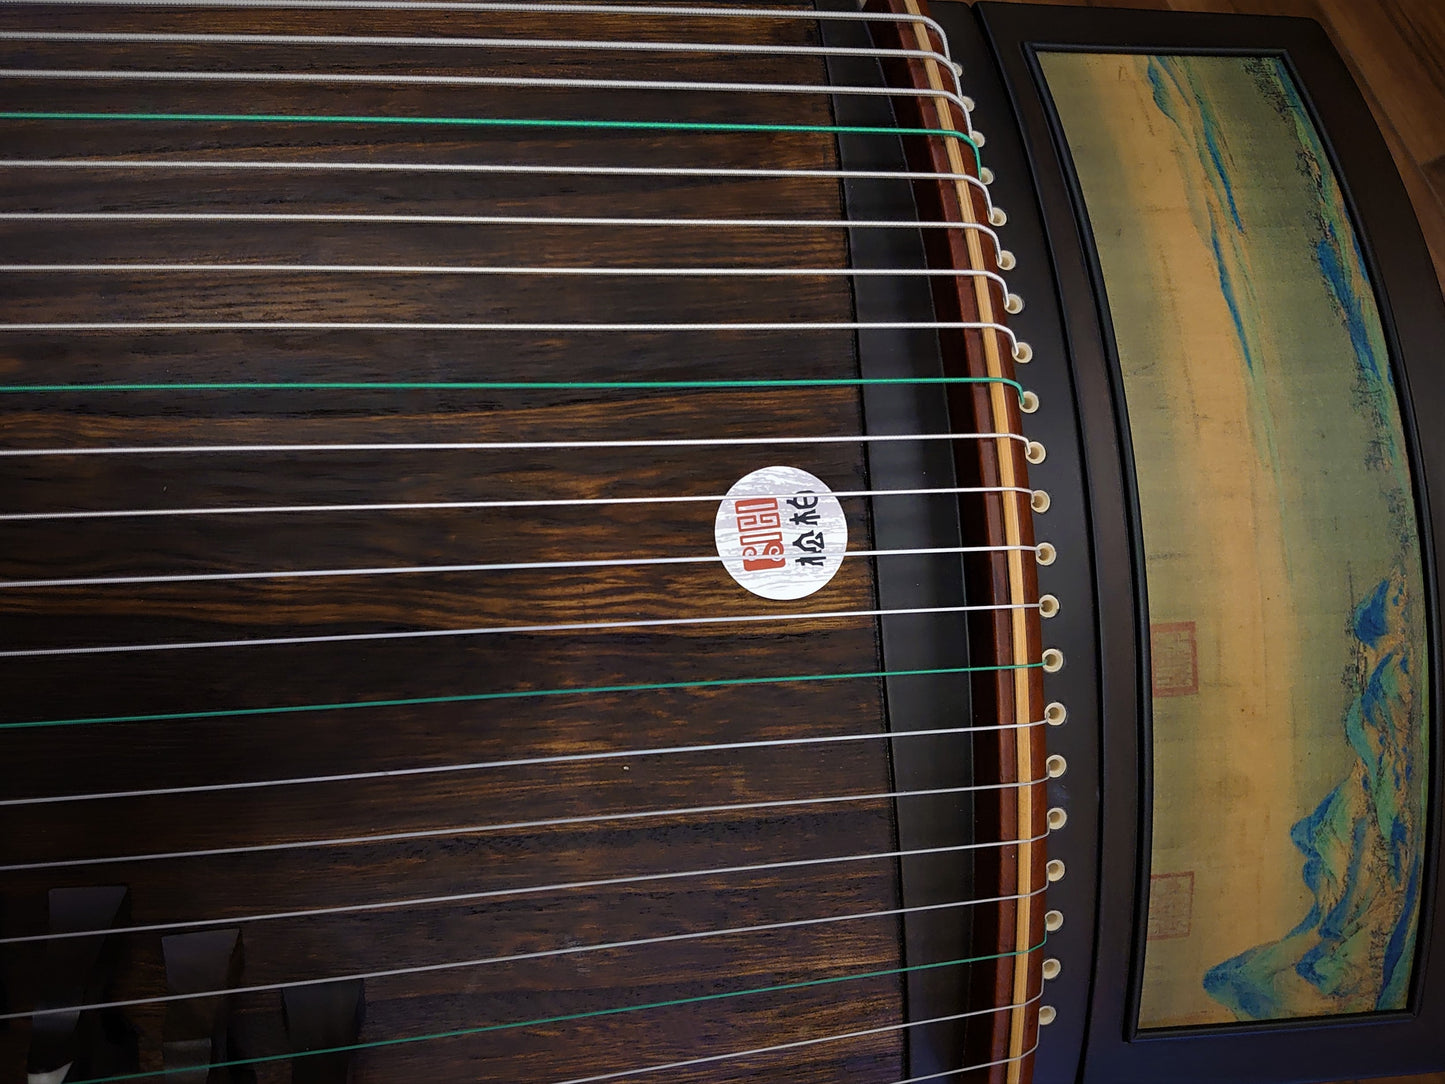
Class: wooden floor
959,1,1445,1082
973,0,1445,303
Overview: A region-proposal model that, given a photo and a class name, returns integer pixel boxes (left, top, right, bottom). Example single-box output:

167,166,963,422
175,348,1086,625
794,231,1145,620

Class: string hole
1046,859,1066,882
1005,293,1025,315
1035,542,1057,566
1038,594,1060,619
1044,909,1064,933
1046,754,1067,778
1045,701,1068,726
1047,807,1068,831
1025,441,1046,464
1012,340,1032,363
997,249,1017,272
1042,957,1062,982
970,130,987,147
1042,648,1064,672
1031,490,1051,514
1039,1005,1058,1026
1019,391,1039,414
980,166,995,185
989,205,1007,227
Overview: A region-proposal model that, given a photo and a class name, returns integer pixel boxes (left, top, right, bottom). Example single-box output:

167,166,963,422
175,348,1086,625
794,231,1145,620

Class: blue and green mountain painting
1039,50,1429,1026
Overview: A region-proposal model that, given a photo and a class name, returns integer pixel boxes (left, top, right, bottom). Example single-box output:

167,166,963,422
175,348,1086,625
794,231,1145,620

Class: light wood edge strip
901,4,1040,1080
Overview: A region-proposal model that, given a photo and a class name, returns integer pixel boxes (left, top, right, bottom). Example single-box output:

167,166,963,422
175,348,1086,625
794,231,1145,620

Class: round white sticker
714,466,848,600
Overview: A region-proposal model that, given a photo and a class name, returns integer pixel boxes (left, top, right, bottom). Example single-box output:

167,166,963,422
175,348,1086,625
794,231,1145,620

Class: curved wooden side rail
863,2,1048,1079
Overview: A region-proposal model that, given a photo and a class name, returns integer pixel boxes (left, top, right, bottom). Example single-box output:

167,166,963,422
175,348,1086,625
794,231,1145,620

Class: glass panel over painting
1037,52,1429,1028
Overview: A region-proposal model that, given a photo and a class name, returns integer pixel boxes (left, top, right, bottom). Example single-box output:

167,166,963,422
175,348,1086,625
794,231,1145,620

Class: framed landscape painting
953,3,1445,1080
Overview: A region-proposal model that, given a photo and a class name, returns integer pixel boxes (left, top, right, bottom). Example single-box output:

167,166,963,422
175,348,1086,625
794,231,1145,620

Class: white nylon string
0,886,1046,1022
0,484,1033,523
2,720,1045,809
0,264,1011,296
0,207,1005,260
0,72,984,208
0,159,974,181
0,159,977,182
0,779,1047,873
0,322,1025,359
0,0,957,55
0,432,1029,460
0,29,959,83
0,28,975,134
2,543,1036,591
0,67,979,137
0,601,1041,660
0,163,1000,241
0,0,972,128
887,1041,1042,1084
0,844,1047,946
549,997,1042,1084
0,207,990,230
0,7,1037,1064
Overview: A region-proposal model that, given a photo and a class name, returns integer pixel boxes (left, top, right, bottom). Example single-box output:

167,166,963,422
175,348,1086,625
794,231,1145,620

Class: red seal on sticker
714,466,847,601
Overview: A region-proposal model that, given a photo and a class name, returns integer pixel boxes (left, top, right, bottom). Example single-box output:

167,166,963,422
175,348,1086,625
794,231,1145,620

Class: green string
0,111,983,170
7,103,1010,1081
2,662,1041,731
0,375,1024,397
74,941,1044,1083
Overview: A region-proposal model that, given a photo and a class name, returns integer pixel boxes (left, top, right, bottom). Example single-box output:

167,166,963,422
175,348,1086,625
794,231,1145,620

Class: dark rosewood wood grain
0,7,906,1083
0,4,1033,1082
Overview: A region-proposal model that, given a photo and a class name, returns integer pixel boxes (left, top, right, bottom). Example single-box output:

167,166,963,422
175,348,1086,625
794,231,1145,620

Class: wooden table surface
959,1,1445,1082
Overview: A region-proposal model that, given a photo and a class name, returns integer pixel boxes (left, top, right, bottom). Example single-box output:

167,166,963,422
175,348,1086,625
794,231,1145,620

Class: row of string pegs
974,136,1068,1033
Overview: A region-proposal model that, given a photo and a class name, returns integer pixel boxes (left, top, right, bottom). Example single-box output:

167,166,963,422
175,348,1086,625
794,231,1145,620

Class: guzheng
2,3,1444,1084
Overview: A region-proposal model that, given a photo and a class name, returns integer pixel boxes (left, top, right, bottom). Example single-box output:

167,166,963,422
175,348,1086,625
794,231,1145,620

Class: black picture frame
926,2,1445,1081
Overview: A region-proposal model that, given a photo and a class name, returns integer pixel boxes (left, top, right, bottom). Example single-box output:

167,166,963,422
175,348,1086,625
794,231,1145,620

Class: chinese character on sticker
791,530,826,554
715,467,847,600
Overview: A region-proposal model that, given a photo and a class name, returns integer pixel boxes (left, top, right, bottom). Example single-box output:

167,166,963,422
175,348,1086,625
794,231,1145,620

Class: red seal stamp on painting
1147,871,1195,941
1151,621,1199,697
